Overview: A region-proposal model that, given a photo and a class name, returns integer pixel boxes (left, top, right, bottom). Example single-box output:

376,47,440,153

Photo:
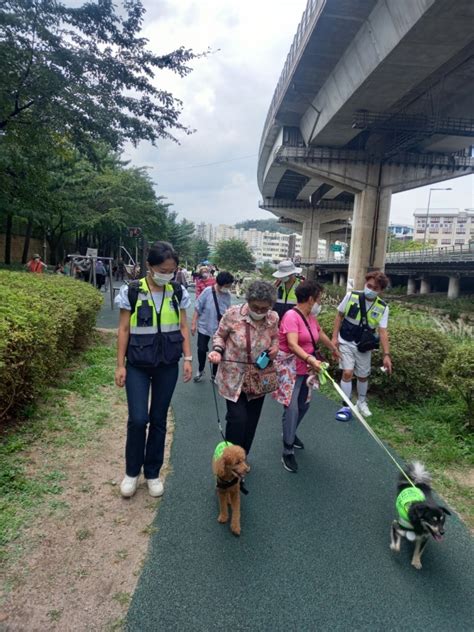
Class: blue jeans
282,375,310,455
125,362,179,479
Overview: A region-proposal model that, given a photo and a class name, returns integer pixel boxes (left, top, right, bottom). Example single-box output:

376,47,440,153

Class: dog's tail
405,461,432,485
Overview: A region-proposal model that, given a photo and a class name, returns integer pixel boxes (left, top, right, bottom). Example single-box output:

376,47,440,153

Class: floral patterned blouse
213,303,279,402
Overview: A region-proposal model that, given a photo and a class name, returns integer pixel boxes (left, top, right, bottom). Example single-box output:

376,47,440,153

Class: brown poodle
212,443,250,536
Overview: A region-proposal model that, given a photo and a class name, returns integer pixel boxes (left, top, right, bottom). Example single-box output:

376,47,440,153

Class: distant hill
235,219,293,234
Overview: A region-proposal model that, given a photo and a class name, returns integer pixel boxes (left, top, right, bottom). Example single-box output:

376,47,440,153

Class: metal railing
259,0,326,155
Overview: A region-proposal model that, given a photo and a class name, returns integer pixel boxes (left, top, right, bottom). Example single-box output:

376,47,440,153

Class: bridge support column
332,272,338,285
447,275,460,299
302,214,320,262
407,277,416,295
338,273,346,288
420,277,431,295
347,175,392,290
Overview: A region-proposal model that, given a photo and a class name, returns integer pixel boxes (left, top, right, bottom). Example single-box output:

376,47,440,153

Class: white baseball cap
272,260,302,279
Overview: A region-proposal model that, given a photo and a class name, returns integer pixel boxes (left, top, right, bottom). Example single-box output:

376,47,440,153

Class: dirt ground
0,396,174,631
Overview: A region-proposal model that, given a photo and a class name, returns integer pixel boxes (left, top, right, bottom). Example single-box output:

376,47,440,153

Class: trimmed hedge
0,271,102,421
317,309,450,401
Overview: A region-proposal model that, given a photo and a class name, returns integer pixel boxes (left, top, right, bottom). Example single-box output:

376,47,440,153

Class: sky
123,0,473,228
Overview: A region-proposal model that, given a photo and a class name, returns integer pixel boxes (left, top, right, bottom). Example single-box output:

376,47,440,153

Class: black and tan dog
390,461,451,569
212,442,250,537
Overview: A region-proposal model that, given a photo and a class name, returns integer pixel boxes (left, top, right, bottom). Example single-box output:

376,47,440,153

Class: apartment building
413,208,474,247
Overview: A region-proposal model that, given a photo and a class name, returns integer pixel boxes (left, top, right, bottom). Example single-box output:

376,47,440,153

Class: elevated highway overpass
258,0,474,288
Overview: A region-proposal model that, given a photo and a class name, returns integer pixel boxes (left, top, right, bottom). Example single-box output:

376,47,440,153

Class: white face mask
311,303,322,316
280,275,290,283
248,310,266,321
152,271,174,285
219,287,231,294
364,285,378,300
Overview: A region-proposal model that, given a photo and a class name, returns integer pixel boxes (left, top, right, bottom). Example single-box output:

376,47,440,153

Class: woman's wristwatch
183,356,193,362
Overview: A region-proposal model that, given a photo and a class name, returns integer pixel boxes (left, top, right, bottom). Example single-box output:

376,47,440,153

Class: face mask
201,273,209,279
219,287,231,294
364,285,378,300
280,276,290,283
152,271,174,285
248,310,266,321
311,303,322,316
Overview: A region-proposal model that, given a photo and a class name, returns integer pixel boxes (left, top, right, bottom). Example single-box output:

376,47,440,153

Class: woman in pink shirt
195,266,216,299
274,280,339,473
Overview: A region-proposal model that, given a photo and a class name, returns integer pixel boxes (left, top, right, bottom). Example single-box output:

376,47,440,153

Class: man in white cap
272,260,302,320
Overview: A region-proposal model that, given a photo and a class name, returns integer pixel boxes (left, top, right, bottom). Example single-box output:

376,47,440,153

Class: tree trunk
21,218,33,264
4,213,13,264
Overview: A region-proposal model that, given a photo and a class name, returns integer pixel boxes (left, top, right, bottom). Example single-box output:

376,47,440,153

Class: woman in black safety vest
115,241,192,498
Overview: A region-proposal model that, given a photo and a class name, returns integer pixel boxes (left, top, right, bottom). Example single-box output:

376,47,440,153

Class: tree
235,219,293,234
441,343,474,430
387,238,433,253
213,239,255,272
0,0,204,149
191,238,210,265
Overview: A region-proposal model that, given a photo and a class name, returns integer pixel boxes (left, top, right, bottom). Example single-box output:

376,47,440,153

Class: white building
413,208,474,247
195,222,215,244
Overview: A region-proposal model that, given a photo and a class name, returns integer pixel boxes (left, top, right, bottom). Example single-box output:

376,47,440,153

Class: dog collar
216,476,239,490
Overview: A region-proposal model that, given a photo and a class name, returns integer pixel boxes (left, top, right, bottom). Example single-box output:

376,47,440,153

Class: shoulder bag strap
293,307,318,353
145,278,166,333
245,321,253,364
212,287,223,322
358,293,368,328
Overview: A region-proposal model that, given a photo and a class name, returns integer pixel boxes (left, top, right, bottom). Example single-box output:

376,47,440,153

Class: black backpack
128,280,183,316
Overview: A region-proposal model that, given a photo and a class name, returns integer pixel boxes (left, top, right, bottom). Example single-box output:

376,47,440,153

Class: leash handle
320,366,416,488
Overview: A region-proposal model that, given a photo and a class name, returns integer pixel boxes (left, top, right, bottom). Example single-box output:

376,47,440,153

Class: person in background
191,271,234,382
26,254,47,273
114,241,192,499
208,281,279,456
175,266,188,288
195,265,216,298
116,258,125,282
332,270,392,418
272,260,302,320
95,259,107,290
55,263,64,275
274,280,339,473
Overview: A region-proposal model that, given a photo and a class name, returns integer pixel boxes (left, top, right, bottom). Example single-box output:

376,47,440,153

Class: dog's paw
231,527,241,537
411,560,422,570
390,543,400,553
217,514,228,524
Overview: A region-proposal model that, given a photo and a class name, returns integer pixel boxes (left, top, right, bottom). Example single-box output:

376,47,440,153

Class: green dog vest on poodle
213,441,233,460
396,487,426,528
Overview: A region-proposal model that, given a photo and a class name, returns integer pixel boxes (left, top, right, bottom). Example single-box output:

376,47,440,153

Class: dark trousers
125,362,179,479
197,332,217,376
282,375,310,455
225,392,265,455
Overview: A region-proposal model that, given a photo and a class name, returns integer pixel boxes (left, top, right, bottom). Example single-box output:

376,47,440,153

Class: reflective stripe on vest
343,291,386,329
276,281,298,305
129,278,180,335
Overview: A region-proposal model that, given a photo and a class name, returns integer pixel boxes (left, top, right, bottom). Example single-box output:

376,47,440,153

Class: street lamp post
423,187,452,247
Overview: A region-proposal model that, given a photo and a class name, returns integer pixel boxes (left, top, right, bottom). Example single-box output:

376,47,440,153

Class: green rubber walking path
126,370,474,631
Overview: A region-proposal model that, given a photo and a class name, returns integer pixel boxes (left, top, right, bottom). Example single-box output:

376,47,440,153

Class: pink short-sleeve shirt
279,309,321,375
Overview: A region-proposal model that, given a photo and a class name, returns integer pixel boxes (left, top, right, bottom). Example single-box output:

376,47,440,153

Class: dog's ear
214,457,227,479
441,506,451,516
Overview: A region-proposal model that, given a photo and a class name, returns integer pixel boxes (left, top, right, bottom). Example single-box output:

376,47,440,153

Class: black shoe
281,454,298,473
293,435,305,450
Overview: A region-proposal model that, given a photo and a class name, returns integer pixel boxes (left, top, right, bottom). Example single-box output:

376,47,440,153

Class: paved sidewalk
126,369,474,630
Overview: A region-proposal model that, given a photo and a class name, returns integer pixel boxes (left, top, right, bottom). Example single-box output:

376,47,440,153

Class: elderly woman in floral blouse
208,280,279,455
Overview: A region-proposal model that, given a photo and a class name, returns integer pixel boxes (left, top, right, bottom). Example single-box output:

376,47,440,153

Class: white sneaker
147,478,164,497
120,475,139,498
357,400,372,417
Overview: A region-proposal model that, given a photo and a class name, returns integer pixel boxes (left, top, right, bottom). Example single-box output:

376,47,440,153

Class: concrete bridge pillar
332,272,338,285
420,277,431,295
347,174,392,290
301,214,320,263
407,277,416,295
448,275,460,299
338,273,346,288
